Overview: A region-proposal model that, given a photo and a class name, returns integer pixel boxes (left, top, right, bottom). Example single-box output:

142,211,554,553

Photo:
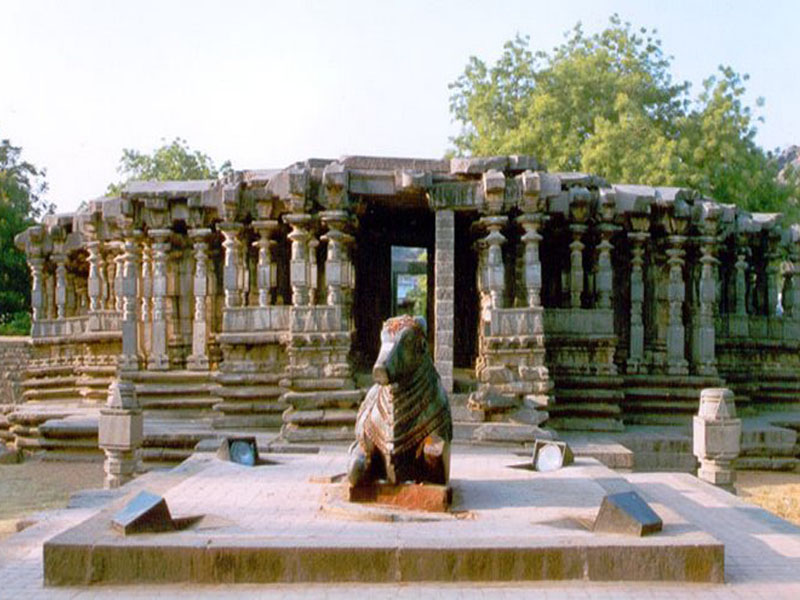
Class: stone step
212,414,284,429
20,375,78,389
547,416,624,433
136,382,216,396
623,413,693,426
130,370,215,383
39,418,98,440
552,388,625,401
287,378,355,391
215,385,285,400
142,396,218,410
283,408,358,426
212,401,289,415
215,372,284,385
551,375,625,389
282,389,365,410
281,422,354,443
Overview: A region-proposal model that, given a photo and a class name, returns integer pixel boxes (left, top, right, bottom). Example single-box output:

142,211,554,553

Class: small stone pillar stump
99,378,143,489
693,387,741,493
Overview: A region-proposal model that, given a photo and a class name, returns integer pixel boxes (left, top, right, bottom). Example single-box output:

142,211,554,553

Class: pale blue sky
2,0,798,213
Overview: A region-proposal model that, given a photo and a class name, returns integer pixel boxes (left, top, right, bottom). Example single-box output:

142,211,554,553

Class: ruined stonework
0,337,30,405
10,155,800,445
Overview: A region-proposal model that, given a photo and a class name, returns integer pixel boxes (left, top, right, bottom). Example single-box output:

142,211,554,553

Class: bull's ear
414,316,427,336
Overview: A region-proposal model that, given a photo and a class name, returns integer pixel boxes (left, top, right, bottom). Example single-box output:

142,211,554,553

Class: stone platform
44,450,723,585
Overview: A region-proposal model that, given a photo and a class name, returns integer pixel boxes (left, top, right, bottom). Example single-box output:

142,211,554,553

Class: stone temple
6,155,800,453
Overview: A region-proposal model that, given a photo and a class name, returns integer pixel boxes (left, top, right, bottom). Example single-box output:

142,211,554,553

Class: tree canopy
0,136,53,333
107,137,232,194
449,15,798,219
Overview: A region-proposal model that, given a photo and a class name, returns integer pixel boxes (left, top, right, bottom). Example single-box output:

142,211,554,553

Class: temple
8,155,800,451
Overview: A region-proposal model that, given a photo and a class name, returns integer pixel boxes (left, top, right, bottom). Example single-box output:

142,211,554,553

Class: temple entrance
353,202,434,369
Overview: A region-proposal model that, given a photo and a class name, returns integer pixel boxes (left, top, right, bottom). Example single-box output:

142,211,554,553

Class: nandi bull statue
348,315,453,487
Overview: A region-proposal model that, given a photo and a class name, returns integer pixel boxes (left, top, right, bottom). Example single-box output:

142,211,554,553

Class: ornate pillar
253,220,278,307
29,256,45,322
321,211,350,307
113,244,125,312
666,233,688,374
53,253,67,319
766,232,781,316
119,228,142,372
219,223,243,308
627,217,649,373
139,239,152,359
596,193,616,309
518,214,543,308
86,240,104,313
479,216,507,309
147,229,171,370
187,228,211,370
308,236,319,305
695,233,719,375
568,191,590,309
285,213,312,306
784,229,800,320
103,245,117,310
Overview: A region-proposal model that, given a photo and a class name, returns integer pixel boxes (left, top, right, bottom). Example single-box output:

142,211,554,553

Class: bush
0,311,31,336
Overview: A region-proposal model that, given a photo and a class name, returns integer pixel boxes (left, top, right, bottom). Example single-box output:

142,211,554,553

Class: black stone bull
348,315,452,486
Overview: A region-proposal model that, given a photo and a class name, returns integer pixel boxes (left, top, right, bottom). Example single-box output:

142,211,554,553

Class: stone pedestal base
103,448,139,489
349,482,452,512
698,459,736,493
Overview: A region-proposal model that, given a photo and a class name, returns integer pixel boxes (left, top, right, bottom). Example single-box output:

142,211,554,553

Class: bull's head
372,315,428,385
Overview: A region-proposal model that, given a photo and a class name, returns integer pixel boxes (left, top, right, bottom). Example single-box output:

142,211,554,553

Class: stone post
285,213,312,306
568,227,585,309
220,223,244,309
627,222,649,373
666,234,688,374
114,244,125,312
99,378,143,489
29,256,45,322
766,232,781,316
308,236,319,305
435,209,455,393
596,193,616,309
518,214,543,308
253,220,278,307
480,216,507,309
695,234,718,375
321,211,349,307
187,228,212,370
148,229,171,370
139,239,152,359
119,229,142,372
86,240,104,312
103,245,117,310
53,253,67,319
693,387,741,492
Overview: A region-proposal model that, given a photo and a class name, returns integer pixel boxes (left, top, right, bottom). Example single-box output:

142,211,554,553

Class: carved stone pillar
308,236,319,305
784,234,800,320
139,240,152,359
735,244,748,316
220,223,244,308
29,256,45,321
285,213,312,306
666,234,688,374
114,244,125,312
119,229,142,372
321,211,349,307
568,225,586,309
480,216,507,309
695,235,718,375
766,233,781,316
103,245,117,310
86,240,104,313
628,224,649,373
253,220,278,307
53,253,67,319
518,214,543,308
147,229,171,370
187,228,211,370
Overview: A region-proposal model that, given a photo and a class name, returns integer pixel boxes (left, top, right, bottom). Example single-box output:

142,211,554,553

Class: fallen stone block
593,491,663,536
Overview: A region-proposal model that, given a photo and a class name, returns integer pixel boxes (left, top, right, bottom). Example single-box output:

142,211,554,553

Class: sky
2,0,799,214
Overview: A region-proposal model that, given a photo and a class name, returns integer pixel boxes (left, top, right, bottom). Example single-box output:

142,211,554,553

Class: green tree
449,15,797,216
107,137,232,194
0,137,53,333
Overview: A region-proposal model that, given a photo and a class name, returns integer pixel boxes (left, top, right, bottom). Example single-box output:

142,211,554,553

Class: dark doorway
353,201,434,368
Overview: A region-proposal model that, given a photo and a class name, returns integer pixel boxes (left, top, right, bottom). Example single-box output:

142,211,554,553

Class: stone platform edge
44,530,723,585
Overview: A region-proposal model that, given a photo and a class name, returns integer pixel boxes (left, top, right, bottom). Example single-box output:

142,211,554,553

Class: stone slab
44,451,723,585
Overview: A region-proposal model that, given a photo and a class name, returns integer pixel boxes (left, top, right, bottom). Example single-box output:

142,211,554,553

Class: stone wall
0,336,31,405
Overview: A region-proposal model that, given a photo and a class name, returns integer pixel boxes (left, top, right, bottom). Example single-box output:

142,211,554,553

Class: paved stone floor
1,449,800,598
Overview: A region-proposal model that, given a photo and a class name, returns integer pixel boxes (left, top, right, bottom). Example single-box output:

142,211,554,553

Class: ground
0,454,798,543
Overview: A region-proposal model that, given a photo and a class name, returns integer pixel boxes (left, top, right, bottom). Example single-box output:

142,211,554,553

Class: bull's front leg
347,438,380,487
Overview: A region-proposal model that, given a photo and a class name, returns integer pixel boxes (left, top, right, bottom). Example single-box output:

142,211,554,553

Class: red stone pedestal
348,482,452,512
